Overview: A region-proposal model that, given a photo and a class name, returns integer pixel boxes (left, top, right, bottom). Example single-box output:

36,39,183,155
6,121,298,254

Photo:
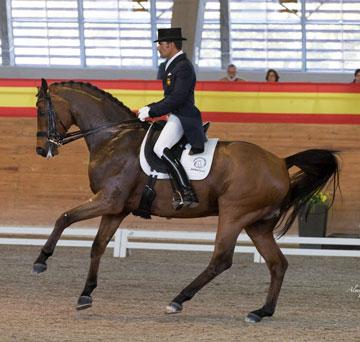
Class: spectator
352,69,360,83
219,64,246,82
157,60,166,80
266,69,280,82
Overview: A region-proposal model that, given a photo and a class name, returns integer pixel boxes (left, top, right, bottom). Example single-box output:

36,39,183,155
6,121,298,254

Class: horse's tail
276,149,340,238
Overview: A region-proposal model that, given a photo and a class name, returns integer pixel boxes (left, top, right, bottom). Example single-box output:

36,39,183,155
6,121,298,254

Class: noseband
36,90,143,148
36,91,65,148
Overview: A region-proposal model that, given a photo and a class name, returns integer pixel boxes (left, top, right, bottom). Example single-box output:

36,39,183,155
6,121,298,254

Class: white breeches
153,114,184,158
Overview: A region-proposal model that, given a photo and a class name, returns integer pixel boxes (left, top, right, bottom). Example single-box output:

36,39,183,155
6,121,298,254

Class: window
198,0,221,68
227,0,360,71
229,0,302,70
305,0,360,71
10,0,81,66
5,0,173,67
197,0,360,71
2,0,360,71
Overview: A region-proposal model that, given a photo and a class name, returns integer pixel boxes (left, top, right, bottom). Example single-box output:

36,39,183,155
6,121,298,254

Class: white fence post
113,229,121,257
116,229,129,258
254,250,265,263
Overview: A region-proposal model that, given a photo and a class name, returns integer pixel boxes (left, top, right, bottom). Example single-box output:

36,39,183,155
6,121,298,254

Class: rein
51,119,143,146
37,90,145,147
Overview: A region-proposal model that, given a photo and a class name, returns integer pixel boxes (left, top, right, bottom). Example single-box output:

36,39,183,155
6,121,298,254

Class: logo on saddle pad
192,157,207,171
140,130,218,181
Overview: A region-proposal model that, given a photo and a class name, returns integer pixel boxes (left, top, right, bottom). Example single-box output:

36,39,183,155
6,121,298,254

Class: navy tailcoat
148,53,205,151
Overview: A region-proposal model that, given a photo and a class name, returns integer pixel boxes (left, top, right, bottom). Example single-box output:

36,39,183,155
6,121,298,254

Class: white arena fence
0,227,360,263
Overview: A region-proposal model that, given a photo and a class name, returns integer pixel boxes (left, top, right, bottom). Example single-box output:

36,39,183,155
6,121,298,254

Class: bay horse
33,79,339,323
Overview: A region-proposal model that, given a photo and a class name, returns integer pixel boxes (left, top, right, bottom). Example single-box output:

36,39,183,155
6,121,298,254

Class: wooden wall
0,117,359,235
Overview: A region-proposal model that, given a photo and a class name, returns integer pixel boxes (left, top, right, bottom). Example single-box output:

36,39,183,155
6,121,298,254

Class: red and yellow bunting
0,79,359,124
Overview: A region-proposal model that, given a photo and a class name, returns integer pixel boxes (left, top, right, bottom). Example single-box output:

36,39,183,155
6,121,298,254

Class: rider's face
157,41,174,59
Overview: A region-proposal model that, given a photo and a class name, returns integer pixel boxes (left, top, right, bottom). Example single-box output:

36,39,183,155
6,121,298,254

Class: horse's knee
55,212,71,228
208,258,233,276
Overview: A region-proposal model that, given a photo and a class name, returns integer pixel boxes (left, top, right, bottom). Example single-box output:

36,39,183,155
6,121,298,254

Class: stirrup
172,191,184,210
172,189,199,210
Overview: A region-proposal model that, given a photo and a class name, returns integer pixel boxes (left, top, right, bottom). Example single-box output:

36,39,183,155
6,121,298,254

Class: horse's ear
41,78,48,93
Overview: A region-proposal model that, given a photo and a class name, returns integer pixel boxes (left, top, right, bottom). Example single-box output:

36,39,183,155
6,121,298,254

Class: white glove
138,106,150,121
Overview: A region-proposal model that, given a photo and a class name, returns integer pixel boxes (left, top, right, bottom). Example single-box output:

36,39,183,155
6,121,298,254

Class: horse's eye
37,108,46,117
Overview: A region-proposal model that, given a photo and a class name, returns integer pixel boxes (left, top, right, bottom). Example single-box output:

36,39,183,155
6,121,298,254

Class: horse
33,79,340,323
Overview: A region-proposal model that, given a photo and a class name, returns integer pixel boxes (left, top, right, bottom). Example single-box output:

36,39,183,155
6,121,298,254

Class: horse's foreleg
244,220,288,323
77,213,127,310
32,191,115,274
166,214,241,314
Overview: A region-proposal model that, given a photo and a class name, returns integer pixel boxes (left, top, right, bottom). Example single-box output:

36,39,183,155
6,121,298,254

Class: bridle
36,88,144,150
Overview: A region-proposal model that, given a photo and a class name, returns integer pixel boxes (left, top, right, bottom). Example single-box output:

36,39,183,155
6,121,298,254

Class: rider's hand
138,106,150,121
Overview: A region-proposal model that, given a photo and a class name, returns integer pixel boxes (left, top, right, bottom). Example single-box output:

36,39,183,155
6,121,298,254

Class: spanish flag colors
0,79,359,124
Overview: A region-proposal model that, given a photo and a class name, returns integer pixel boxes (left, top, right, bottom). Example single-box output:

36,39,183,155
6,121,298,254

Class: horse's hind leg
244,219,288,323
32,191,116,274
77,213,126,310
166,212,242,314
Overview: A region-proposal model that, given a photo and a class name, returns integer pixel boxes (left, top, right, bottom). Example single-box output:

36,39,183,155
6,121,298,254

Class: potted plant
298,191,329,248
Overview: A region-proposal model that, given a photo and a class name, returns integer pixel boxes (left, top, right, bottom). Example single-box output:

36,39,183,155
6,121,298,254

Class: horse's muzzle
36,146,47,157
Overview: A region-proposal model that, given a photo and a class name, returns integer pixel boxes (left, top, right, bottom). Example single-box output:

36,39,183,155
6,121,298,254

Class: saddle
133,121,211,219
144,120,210,173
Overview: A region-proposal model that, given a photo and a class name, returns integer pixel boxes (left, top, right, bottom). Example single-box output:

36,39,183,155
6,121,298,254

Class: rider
138,27,206,209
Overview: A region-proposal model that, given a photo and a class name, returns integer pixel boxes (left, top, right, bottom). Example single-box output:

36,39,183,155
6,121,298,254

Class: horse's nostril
36,147,47,157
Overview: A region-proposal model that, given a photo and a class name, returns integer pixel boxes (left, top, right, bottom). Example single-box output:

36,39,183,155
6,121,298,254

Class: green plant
308,191,330,207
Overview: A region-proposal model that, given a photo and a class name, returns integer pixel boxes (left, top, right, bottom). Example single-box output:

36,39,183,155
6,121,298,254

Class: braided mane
50,80,134,115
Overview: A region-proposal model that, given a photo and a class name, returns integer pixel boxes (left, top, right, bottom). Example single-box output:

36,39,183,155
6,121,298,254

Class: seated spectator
219,64,246,82
266,69,280,82
352,69,360,83
157,61,167,80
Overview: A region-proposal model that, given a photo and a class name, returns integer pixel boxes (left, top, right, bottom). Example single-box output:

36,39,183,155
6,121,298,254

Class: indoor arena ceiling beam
0,0,11,65
171,0,206,65
220,0,231,68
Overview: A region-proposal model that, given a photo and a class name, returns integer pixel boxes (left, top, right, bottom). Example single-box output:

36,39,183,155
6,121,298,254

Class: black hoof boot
76,296,93,310
165,302,183,314
245,308,273,323
32,263,47,275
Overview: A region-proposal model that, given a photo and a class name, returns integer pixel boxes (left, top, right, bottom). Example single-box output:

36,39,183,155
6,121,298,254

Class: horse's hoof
165,302,182,314
32,263,47,275
76,296,92,310
245,312,262,323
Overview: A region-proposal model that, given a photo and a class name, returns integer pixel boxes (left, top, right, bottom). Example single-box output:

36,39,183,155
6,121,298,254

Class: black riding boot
161,148,199,210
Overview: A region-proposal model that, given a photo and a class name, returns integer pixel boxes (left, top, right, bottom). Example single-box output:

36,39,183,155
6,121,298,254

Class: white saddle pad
140,131,218,180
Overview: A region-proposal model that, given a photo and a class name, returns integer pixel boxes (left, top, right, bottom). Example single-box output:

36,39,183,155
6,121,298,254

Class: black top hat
154,28,187,43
